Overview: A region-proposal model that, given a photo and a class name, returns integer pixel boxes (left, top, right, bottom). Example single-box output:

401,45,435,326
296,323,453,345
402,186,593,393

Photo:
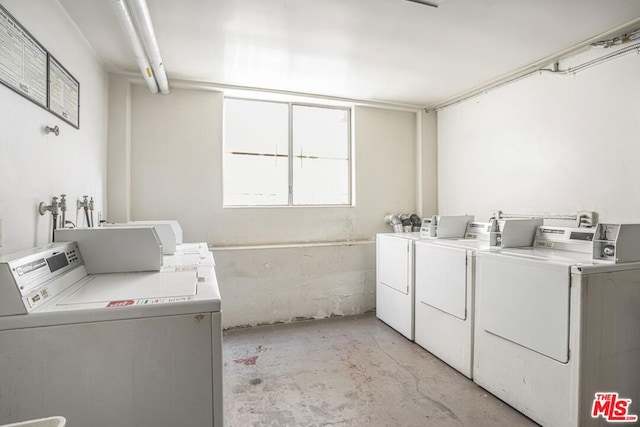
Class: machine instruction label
105,297,194,308
48,55,79,128
0,5,47,107
106,300,135,308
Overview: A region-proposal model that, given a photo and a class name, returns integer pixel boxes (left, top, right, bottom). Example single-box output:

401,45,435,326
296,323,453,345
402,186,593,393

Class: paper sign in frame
0,3,48,110
48,54,80,129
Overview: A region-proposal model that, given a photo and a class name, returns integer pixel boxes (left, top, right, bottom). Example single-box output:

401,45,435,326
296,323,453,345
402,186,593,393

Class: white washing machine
0,239,223,427
376,215,473,340
414,218,541,378
474,224,640,427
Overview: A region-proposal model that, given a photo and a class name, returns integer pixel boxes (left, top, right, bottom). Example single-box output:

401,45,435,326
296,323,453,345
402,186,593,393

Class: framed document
48,55,80,129
0,4,48,108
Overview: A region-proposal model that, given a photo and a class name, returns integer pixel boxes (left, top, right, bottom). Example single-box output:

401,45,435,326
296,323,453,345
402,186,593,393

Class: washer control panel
0,241,84,314
11,243,83,295
533,226,594,253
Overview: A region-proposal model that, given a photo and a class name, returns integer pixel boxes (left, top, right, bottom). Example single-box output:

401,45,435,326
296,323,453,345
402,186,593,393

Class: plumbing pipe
77,195,92,228
59,194,67,229
52,212,58,242
491,210,597,228
84,208,91,228
127,0,170,95
88,197,95,228
39,196,60,242
111,0,159,94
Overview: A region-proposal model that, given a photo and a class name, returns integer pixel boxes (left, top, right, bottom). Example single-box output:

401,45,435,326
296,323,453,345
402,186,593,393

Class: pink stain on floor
233,356,259,366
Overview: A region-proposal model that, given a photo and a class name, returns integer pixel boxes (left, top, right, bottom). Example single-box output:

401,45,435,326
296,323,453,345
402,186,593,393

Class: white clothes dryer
414,218,541,378
474,224,640,427
376,215,473,340
376,232,422,340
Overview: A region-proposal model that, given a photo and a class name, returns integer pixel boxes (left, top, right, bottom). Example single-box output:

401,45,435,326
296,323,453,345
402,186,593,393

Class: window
223,98,351,206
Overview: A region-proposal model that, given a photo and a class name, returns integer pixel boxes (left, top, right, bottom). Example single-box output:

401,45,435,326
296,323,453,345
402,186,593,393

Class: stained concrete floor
223,313,538,427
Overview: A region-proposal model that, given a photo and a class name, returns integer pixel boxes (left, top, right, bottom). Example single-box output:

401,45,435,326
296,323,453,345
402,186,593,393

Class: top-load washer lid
427,238,491,252
0,242,221,332
57,271,197,306
496,246,594,264
492,246,640,274
163,254,201,267
422,221,491,251
377,232,422,240
487,225,596,265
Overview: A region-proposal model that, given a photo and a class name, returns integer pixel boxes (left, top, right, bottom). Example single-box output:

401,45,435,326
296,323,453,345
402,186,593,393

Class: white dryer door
415,243,467,320
377,235,411,295
478,252,571,363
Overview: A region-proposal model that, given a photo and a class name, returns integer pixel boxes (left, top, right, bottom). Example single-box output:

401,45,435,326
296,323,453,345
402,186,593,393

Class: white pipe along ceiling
110,0,170,95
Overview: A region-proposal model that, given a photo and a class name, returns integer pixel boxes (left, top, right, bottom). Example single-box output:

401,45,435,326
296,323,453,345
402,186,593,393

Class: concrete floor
223,313,538,426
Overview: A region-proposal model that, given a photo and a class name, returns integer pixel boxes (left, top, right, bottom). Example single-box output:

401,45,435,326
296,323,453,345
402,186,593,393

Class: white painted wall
0,1,108,255
106,74,131,223
438,50,640,223
107,79,424,327
214,243,375,328
420,110,438,217
124,84,418,244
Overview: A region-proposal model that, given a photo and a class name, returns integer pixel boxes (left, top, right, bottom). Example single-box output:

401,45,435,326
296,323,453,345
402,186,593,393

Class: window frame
223,96,353,208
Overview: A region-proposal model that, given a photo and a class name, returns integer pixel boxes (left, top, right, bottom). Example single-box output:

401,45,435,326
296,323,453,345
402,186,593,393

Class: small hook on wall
44,125,60,136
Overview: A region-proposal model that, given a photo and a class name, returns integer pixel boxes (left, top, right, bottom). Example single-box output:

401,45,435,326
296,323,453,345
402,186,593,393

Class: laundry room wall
437,49,640,223
420,110,438,217
0,0,108,256
107,78,431,327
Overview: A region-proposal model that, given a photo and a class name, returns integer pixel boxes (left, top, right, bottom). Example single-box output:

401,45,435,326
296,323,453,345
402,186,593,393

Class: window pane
224,153,288,205
292,106,349,158
224,98,289,155
224,98,289,205
293,158,349,205
292,105,350,205
223,99,351,207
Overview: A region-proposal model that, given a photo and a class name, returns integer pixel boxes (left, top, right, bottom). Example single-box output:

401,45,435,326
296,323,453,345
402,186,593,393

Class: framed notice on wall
0,4,48,108
48,55,80,129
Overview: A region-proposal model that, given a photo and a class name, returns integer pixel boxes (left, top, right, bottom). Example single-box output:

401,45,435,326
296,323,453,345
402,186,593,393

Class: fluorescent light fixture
406,0,442,7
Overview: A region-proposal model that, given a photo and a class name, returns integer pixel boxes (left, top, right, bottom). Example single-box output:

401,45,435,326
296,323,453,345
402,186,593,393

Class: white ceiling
59,0,640,107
